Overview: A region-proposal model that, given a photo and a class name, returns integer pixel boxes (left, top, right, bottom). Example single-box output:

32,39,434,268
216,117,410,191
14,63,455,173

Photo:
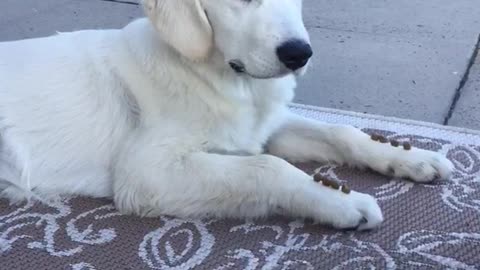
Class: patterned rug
1,104,480,270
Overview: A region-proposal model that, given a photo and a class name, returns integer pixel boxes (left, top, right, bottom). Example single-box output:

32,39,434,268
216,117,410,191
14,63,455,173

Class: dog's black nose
276,39,313,71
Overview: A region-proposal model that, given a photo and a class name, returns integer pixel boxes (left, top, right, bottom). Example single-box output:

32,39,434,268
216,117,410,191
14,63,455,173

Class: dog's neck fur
118,18,297,154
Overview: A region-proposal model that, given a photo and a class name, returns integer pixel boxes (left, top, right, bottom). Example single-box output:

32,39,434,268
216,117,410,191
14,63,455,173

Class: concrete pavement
299,0,480,126
449,51,480,130
1,0,479,129
0,0,143,40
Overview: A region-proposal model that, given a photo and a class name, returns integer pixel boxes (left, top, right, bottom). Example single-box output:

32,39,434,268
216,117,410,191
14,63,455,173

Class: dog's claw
340,216,370,231
360,217,368,225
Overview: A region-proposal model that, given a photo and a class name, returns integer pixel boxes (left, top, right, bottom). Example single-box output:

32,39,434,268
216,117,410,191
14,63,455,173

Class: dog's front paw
389,149,454,183
324,191,384,231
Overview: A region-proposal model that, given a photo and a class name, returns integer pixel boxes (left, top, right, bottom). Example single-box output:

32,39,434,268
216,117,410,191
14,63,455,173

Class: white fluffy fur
0,0,453,230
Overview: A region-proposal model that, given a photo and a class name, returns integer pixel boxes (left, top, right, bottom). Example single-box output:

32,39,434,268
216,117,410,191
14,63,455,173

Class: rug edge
290,103,480,136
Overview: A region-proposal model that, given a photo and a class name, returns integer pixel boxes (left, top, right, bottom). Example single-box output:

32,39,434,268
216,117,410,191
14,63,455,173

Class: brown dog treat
330,182,340,190
321,178,341,190
341,185,351,194
315,175,343,190
313,174,323,183
370,134,380,141
403,142,412,150
378,136,389,143
390,140,400,147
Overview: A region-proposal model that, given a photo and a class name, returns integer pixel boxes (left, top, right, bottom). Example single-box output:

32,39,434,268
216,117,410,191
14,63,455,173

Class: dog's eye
236,0,258,6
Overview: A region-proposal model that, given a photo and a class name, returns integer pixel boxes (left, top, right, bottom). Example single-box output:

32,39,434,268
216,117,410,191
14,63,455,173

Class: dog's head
143,0,312,79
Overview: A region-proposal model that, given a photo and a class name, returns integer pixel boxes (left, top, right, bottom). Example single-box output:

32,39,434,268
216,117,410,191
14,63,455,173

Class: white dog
0,0,453,230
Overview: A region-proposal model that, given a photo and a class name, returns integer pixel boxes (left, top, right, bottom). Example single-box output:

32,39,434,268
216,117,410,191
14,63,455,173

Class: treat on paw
390,140,400,147
371,133,414,150
313,174,323,183
403,142,412,150
370,133,381,141
313,174,349,193
370,133,388,143
379,136,389,143
341,185,351,194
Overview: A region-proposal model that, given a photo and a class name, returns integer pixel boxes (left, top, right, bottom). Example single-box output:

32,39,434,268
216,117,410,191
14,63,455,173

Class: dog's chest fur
133,64,296,156
120,19,298,155
189,76,295,155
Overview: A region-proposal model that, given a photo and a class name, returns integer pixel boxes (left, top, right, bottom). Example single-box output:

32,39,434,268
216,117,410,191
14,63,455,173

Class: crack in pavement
443,33,480,125
99,0,139,5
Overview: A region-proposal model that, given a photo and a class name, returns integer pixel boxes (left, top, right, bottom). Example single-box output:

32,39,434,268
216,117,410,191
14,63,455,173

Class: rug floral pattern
1,106,480,270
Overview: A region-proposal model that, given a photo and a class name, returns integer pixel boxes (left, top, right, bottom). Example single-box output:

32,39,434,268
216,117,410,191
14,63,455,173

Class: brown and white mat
2,104,480,270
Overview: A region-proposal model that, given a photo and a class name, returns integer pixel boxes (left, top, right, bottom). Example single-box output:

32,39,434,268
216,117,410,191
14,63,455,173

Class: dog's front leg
113,144,383,230
267,113,454,182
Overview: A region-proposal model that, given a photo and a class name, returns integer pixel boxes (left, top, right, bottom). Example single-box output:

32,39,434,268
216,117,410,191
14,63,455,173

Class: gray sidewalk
1,0,480,129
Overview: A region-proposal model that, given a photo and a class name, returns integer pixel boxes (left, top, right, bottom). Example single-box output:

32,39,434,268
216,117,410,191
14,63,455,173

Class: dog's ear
143,0,213,61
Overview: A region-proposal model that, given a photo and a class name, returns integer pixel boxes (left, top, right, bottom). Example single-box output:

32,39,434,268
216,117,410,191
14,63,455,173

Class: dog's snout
276,39,313,71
